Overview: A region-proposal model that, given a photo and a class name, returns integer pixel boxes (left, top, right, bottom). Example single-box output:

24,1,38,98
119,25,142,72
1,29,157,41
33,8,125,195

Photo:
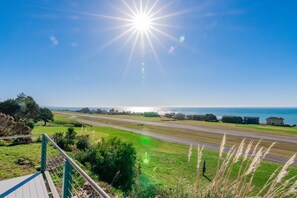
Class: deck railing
0,134,110,198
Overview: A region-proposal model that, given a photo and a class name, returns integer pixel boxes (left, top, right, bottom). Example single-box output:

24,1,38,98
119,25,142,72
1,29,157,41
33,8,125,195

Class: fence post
62,160,73,198
41,134,47,173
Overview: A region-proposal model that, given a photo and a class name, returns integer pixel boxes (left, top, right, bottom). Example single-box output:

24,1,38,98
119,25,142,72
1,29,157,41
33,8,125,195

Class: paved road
59,112,297,144
59,112,297,166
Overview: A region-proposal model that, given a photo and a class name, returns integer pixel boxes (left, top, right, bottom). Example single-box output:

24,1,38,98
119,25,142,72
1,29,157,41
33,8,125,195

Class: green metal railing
0,134,110,198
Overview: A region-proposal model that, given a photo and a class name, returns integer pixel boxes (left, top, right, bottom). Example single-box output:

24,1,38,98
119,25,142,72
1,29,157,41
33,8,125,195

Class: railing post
41,134,47,173
62,160,73,198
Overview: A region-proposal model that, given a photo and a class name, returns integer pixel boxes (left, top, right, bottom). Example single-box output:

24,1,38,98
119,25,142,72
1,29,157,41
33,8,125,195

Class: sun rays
95,0,187,80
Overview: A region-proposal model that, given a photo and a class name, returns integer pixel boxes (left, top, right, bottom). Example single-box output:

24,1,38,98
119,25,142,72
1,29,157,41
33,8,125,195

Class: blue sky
0,0,297,107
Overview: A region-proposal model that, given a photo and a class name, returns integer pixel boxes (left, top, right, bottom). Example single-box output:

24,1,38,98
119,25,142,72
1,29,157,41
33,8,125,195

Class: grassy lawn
1,115,296,194
174,120,297,136
36,116,297,189
0,143,59,180
57,114,297,159
0,143,42,180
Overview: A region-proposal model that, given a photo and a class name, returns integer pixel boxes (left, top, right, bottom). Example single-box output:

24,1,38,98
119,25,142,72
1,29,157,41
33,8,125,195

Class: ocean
50,107,297,125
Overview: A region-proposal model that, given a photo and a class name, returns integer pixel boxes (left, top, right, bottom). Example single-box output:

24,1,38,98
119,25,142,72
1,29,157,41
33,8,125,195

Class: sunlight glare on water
121,106,160,113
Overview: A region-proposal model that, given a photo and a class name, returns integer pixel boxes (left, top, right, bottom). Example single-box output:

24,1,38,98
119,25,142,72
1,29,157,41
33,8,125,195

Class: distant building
266,117,284,126
244,117,260,124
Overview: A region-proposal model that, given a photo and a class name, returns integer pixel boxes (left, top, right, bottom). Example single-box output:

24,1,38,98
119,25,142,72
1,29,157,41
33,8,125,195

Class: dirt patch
15,157,35,168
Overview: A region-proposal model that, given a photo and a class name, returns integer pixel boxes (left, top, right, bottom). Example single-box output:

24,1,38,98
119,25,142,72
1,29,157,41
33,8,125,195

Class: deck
0,134,109,198
0,173,49,198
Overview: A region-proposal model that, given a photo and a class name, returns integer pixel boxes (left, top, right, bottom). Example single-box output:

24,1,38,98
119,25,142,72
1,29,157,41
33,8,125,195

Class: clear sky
1,0,297,107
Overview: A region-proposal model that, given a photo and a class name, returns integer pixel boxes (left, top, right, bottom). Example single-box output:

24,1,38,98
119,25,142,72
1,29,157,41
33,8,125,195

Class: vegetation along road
57,111,297,166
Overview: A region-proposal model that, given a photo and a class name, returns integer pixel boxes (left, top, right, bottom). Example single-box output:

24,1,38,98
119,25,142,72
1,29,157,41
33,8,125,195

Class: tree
78,107,92,114
38,108,54,126
0,93,40,122
15,93,40,122
0,99,20,120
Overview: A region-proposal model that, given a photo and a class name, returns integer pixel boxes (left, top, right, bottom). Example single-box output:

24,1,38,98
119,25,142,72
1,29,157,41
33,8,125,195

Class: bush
204,114,218,122
25,120,35,129
76,135,90,150
52,132,66,149
65,128,77,145
130,174,164,198
77,137,137,191
222,115,243,124
36,136,42,143
52,128,77,151
0,140,6,146
188,114,205,121
72,122,83,127
173,113,186,120
143,112,160,117
164,113,175,118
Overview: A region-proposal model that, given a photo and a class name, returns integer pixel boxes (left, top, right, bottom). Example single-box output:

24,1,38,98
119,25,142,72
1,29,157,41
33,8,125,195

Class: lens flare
142,152,150,164
179,35,185,43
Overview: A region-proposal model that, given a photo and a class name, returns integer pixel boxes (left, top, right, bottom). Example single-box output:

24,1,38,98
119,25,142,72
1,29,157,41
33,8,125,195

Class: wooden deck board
0,173,49,198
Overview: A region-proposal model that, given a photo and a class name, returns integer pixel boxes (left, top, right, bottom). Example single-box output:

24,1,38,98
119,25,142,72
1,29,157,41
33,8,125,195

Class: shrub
76,135,90,150
144,112,160,117
204,114,218,122
25,120,35,129
72,122,83,127
77,137,137,191
36,136,42,143
188,114,205,121
130,174,164,198
65,127,77,144
52,128,77,150
164,113,175,118
173,113,186,120
221,115,243,124
0,140,6,146
52,132,65,149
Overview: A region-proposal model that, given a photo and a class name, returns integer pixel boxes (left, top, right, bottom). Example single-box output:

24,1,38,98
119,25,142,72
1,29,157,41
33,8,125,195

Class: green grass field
55,111,297,137
55,113,297,159
1,115,297,194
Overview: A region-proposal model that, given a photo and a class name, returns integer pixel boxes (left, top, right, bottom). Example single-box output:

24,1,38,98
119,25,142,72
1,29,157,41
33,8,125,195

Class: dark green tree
0,99,20,120
38,108,54,126
15,93,40,122
0,93,40,122
78,107,92,114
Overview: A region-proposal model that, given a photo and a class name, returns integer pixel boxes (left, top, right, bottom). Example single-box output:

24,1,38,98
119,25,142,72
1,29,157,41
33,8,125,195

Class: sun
88,0,188,81
132,13,152,33
97,0,181,57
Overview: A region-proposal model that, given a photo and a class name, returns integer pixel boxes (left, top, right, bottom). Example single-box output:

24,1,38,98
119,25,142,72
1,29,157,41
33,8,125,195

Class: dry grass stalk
177,135,297,198
188,144,193,162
